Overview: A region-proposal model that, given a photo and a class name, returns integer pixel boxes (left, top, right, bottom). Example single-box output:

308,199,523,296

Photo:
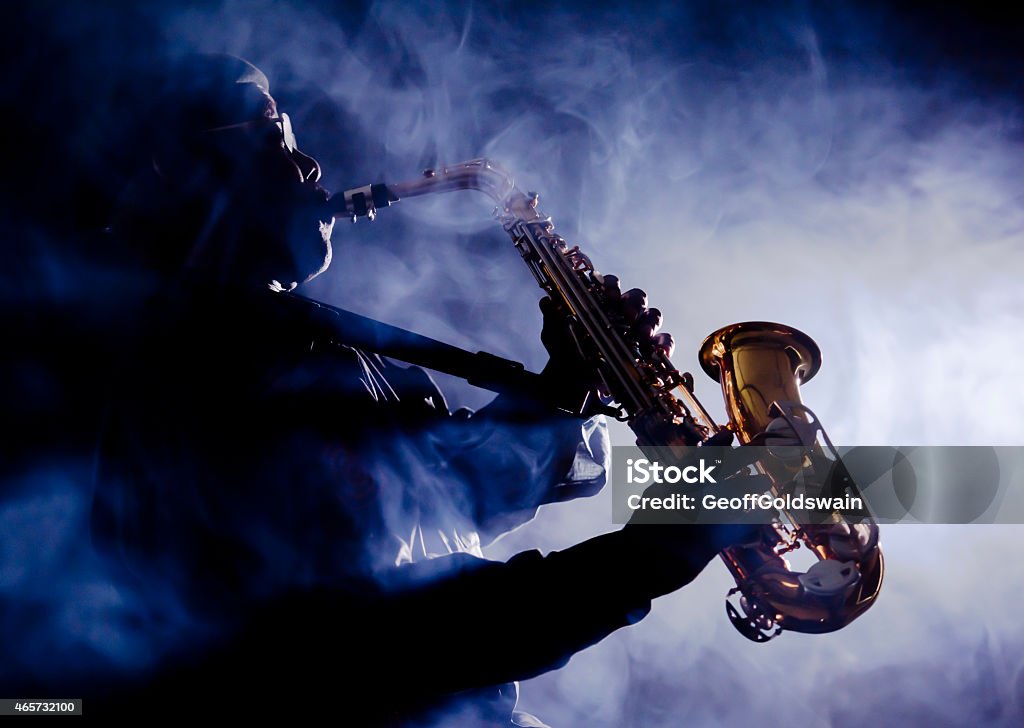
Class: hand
615,521,764,600
538,279,676,405
538,295,597,409
549,519,763,607
538,294,585,371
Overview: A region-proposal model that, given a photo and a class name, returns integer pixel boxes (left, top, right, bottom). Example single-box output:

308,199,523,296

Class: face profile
224,109,333,290
140,54,335,291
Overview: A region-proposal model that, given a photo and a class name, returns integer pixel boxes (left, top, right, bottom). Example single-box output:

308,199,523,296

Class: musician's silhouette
89,55,755,726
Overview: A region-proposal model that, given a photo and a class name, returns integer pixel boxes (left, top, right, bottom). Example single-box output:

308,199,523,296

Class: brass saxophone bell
698,321,821,442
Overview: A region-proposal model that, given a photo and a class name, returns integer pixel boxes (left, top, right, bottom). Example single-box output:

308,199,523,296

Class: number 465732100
3,699,82,715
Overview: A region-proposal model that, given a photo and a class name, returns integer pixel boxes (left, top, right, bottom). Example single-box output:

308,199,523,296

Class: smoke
4,0,1024,724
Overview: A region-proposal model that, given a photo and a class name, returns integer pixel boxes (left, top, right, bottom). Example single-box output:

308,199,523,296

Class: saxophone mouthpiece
327,182,400,222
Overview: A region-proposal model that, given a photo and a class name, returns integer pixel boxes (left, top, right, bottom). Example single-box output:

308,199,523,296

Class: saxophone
329,159,883,642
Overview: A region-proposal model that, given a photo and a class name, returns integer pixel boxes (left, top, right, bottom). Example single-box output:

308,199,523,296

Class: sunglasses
203,113,320,182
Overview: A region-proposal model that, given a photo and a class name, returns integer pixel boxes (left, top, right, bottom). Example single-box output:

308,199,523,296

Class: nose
291,148,321,183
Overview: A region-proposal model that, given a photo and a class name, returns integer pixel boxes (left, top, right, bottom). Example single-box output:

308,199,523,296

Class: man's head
119,54,334,291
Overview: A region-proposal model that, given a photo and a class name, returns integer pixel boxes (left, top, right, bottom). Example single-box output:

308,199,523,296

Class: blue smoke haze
3,1,1023,724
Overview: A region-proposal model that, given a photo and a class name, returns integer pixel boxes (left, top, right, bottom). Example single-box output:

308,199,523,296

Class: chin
299,224,333,286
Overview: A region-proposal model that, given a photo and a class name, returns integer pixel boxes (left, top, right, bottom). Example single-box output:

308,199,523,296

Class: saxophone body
332,159,883,642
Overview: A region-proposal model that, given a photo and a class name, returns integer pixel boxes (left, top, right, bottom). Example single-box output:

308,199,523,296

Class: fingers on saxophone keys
621,288,648,321
601,274,621,299
632,307,662,341
653,332,675,358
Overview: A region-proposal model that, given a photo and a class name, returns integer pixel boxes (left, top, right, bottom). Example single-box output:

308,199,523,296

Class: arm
156,520,754,720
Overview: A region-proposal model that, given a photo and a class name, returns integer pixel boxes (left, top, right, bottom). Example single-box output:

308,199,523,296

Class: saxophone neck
328,158,519,221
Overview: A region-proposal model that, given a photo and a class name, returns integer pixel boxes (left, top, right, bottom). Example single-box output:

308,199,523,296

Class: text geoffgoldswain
624,458,864,513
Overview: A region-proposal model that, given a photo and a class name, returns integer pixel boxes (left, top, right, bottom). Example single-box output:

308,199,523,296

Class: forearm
371,540,653,691
287,526,718,698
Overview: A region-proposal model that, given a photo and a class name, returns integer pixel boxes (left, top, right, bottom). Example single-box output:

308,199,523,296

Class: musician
90,55,758,725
